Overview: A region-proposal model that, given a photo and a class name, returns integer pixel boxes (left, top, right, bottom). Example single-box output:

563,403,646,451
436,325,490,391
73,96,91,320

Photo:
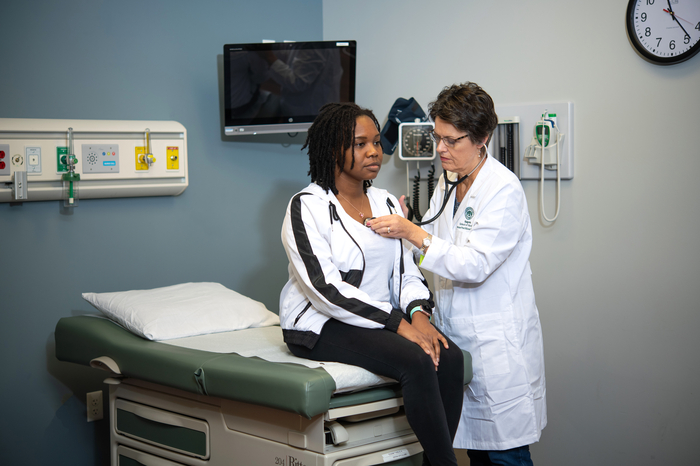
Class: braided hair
303,102,381,194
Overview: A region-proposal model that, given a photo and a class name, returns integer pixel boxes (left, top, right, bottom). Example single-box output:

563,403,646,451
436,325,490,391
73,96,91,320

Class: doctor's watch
420,235,432,254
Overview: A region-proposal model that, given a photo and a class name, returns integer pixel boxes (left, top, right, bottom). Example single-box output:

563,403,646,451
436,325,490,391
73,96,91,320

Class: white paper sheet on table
163,325,395,393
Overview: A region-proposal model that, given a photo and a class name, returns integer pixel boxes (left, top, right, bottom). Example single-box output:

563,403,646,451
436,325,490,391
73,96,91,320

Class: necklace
337,193,367,218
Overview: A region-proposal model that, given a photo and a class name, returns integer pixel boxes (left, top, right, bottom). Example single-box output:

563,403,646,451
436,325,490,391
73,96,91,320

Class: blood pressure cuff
380,97,427,154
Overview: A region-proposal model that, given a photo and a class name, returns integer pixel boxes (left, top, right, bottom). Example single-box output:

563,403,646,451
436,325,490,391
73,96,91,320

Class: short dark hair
303,102,381,194
428,82,498,147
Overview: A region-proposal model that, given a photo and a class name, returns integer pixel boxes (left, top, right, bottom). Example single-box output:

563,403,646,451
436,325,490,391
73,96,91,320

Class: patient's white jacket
279,183,432,349
421,154,547,451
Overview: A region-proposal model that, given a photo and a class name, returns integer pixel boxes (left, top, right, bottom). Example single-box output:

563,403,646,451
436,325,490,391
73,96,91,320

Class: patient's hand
411,313,449,365
397,319,439,370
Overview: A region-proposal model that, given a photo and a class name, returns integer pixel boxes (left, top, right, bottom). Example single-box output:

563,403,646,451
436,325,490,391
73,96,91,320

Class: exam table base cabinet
110,379,423,466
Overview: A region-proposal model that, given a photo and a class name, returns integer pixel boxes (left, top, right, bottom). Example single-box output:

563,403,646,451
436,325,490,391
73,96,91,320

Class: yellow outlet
166,146,179,170
135,146,149,171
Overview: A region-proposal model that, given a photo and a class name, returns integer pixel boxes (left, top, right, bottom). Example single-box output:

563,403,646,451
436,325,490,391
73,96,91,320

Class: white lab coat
420,154,547,451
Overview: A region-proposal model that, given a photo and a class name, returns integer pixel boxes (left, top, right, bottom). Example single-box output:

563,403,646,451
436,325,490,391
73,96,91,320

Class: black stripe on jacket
290,192,401,329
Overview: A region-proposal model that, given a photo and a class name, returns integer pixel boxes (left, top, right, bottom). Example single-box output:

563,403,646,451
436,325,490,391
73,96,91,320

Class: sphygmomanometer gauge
398,122,436,161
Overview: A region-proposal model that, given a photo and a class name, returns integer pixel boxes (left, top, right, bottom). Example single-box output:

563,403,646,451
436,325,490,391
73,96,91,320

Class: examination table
55,316,472,466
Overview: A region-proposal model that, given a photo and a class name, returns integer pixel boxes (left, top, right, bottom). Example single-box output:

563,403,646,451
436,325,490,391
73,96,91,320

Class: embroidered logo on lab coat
457,207,474,231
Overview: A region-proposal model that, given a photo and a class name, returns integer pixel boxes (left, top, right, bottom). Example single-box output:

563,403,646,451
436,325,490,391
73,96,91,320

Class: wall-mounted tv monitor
224,40,356,136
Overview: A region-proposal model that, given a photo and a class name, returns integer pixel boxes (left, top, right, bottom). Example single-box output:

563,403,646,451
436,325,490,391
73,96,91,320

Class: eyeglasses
428,130,469,148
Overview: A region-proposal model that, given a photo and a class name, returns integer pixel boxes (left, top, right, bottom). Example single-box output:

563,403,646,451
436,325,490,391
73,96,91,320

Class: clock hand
663,9,695,27
663,6,693,38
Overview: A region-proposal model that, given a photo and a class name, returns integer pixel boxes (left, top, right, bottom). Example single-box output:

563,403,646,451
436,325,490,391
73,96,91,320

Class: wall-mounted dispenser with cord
524,111,565,222
489,102,573,224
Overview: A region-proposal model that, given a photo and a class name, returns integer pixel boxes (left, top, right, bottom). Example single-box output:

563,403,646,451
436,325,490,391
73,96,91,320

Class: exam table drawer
118,445,188,466
115,399,210,460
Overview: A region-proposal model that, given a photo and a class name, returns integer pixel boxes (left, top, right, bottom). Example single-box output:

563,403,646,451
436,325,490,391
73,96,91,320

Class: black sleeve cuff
385,308,405,333
406,299,432,323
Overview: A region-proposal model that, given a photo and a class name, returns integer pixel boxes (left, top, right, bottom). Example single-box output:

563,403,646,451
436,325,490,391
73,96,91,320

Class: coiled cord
427,164,435,200
412,171,422,221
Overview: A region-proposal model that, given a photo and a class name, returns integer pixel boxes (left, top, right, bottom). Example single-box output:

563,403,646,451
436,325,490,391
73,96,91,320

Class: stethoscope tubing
411,174,466,226
412,153,485,226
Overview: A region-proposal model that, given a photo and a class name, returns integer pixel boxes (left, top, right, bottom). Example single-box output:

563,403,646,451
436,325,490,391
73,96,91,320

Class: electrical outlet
86,390,103,422
0,144,10,176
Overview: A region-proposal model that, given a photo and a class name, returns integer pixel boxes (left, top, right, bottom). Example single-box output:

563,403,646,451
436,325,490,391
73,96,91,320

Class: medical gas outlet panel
0,118,188,204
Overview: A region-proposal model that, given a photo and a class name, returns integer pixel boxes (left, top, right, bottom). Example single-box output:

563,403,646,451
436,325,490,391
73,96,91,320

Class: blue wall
0,1,322,463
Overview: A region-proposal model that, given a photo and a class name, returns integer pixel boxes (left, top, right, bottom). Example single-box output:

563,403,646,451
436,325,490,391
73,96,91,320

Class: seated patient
279,102,464,466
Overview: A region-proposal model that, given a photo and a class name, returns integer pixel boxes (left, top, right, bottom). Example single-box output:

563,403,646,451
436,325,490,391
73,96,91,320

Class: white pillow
82,282,280,341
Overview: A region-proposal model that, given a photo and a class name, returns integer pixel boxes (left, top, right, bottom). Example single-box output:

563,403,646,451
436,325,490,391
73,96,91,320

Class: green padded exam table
56,316,472,466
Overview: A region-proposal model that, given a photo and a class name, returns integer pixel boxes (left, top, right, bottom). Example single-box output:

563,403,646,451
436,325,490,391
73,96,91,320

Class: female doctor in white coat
367,82,546,466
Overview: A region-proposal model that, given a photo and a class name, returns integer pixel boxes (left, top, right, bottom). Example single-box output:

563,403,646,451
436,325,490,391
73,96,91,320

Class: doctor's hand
397,319,440,370
411,312,449,364
366,214,427,250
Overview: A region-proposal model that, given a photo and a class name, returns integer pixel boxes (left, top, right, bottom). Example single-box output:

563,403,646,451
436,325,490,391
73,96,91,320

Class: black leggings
287,318,464,466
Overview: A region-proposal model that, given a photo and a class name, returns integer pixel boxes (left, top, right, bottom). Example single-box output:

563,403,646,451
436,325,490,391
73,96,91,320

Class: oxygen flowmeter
62,127,80,207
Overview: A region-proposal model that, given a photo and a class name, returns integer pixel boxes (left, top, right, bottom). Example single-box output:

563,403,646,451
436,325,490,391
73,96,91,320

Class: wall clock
626,0,700,65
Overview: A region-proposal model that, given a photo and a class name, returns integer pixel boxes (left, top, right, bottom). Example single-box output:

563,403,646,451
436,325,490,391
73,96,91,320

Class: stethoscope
411,152,487,226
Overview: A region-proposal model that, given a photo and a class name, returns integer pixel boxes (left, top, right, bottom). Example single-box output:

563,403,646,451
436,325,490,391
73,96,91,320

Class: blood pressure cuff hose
380,97,428,155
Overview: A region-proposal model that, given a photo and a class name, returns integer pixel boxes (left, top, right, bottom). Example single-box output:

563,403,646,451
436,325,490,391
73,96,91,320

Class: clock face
398,122,436,161
626,0,700,65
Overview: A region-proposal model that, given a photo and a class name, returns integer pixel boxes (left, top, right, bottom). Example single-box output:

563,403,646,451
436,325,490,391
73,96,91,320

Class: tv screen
223,40,356,136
